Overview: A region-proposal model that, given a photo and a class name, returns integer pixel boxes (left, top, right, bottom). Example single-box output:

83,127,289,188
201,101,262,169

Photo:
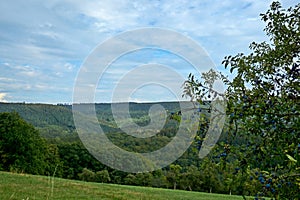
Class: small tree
124,174,136,185
151,169,168,188
78,168,95,182
95,170,111,183
179,165,202,191
135,172,153,187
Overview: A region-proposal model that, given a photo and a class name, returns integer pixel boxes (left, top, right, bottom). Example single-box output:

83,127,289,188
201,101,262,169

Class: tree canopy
0,112,49,175
184,1,299,199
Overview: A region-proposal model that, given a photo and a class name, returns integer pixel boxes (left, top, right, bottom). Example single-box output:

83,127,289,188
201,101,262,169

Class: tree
44,144,63,177
58,141,106,180
199,158,223,194
124,174,137,185
95,170,111,183
78,168,95,182
184,1,299,199
151,169,168,188
179,165,202,191
135,172,153,187
166,164,182,190
0,112,48,174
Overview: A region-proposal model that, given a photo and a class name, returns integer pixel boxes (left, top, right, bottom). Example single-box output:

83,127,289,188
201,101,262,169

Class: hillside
0,102,248,196
0,102,187,131
0,101,203,141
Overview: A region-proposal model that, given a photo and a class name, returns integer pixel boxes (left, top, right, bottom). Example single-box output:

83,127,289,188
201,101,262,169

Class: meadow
0,171,248,200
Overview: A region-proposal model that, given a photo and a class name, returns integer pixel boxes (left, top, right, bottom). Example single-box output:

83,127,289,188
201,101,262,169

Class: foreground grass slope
0,171,246,200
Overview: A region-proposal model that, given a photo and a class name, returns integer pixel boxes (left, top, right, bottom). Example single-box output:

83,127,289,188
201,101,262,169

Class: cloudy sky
0,0,298,103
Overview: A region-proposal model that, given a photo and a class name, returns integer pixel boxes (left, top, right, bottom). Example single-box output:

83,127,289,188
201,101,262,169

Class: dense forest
0,101,251,195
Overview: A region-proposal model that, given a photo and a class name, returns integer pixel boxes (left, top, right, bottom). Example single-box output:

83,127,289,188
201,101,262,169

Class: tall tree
166,164,182,190
184,1,299,199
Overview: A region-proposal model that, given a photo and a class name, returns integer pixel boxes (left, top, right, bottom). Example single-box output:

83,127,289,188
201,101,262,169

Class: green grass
0,171,248,200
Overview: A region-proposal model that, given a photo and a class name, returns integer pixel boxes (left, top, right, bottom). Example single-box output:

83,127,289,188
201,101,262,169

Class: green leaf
286,154,297,163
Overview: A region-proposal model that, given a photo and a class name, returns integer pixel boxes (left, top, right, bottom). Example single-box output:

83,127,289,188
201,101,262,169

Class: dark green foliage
0,112,47,174
222,2,300,199
166,164,182,190
57,142,106,180
44,144,63,177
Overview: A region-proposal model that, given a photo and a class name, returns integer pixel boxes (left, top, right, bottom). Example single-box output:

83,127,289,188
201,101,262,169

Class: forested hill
0,102,185,137
0,102,184,126
0,102,74,128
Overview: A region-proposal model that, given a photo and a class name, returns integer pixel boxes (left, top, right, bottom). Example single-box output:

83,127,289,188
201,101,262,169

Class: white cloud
0,93,7,102
0,0,299,103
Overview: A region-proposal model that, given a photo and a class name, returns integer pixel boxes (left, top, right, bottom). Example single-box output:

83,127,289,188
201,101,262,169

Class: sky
0,0,298,103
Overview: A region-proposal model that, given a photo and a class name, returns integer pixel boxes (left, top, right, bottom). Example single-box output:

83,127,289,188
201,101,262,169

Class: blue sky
0,0,298,103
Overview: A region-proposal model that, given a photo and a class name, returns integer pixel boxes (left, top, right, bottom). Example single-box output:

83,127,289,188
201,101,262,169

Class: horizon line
0,100,205,105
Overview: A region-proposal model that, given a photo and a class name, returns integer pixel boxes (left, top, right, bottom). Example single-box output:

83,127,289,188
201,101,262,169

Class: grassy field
0,171,249,200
